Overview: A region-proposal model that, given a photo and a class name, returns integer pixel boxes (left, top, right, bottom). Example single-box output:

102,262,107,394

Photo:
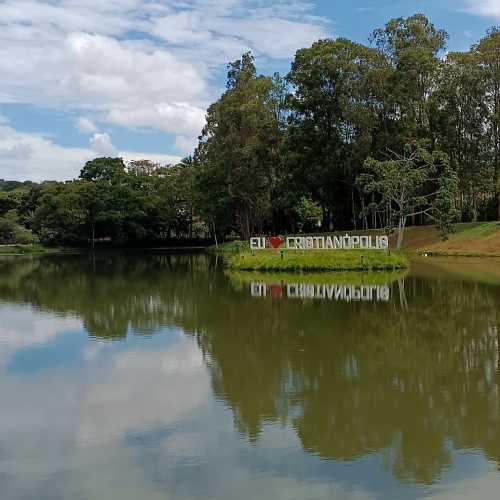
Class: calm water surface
1,253,500,499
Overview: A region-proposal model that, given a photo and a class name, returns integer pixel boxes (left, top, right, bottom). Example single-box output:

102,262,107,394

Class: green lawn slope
398,222,500,256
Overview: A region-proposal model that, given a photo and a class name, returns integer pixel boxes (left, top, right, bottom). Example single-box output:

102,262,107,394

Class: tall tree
286,38,390,229
371,14,448,145
436,51,490,221
475,28,500,219
196,53,282,239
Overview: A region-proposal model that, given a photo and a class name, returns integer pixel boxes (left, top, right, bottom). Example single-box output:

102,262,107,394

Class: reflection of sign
250,235,389,251
250,283,390,302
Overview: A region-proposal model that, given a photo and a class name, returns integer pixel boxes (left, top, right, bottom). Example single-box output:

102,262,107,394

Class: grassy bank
0,244,67,256
406,222,500,256
226,249,408,272
206,240,248,254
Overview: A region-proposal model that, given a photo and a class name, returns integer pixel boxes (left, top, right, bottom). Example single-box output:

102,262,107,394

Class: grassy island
226,249,408,272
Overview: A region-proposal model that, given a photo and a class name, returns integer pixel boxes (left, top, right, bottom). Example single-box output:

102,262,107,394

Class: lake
1,252,500,499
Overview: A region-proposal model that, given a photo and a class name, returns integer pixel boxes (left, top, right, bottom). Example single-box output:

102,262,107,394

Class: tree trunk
371,193,377,229
351,190,357,231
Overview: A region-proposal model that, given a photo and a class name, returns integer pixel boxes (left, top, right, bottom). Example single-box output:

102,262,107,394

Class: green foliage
285,37,389,229
295,196,322,232
474,28,500,218
0,190,23,216
195,52,284,239
358,145,459,248
0,210,36,244
0,180,36,192
29,158,203,246
79,157,126,182
207,240,248,255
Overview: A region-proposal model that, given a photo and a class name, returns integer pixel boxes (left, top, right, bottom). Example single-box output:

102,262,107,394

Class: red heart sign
269,237,284,249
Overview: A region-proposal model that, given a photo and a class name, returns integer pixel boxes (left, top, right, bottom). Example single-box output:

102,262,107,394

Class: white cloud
175,134,199,155
106,102,205,137
0,0,329,177
89,132,117,156
464,0,500,18
76,117,98,133
122,150,181,165
0,116,181,180
0,118,92,181
0,142,34,160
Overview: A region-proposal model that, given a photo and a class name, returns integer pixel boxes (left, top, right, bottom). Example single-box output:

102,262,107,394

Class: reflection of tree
1,255,500,484
195,273,500,484
0,253,219,340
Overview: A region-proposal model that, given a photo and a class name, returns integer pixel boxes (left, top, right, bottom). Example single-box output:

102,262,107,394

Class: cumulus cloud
0,0,329,175
0,142,34,160
89,132,116,156
463,0,500,18
0,116,181,180
106,102,205,137
175,134,199,155
76,117,98,133
0,117,92,181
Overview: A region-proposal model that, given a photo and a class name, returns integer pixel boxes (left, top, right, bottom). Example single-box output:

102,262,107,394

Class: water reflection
247,280,392,301
0,253,500,498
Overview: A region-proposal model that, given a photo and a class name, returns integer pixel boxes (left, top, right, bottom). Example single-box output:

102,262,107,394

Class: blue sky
0,0,499,181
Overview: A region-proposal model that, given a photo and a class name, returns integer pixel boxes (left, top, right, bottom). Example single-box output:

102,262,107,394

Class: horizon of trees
1,13,499,246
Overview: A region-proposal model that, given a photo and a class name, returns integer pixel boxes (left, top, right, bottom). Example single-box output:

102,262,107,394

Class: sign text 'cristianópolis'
250,235,389,251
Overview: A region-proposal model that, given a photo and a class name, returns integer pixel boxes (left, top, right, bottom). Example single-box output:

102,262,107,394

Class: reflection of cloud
78,338,209,444
0,304,81,368
430,469,500,499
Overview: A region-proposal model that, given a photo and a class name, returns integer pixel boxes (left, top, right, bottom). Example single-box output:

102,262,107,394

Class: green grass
453,221,500,237
419,250,500,257
226,249,408,272
206,240,249,254
0,244,68,256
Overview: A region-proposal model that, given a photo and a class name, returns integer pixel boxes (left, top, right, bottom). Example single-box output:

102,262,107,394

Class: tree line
1,159,198,246
1,13,499,247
